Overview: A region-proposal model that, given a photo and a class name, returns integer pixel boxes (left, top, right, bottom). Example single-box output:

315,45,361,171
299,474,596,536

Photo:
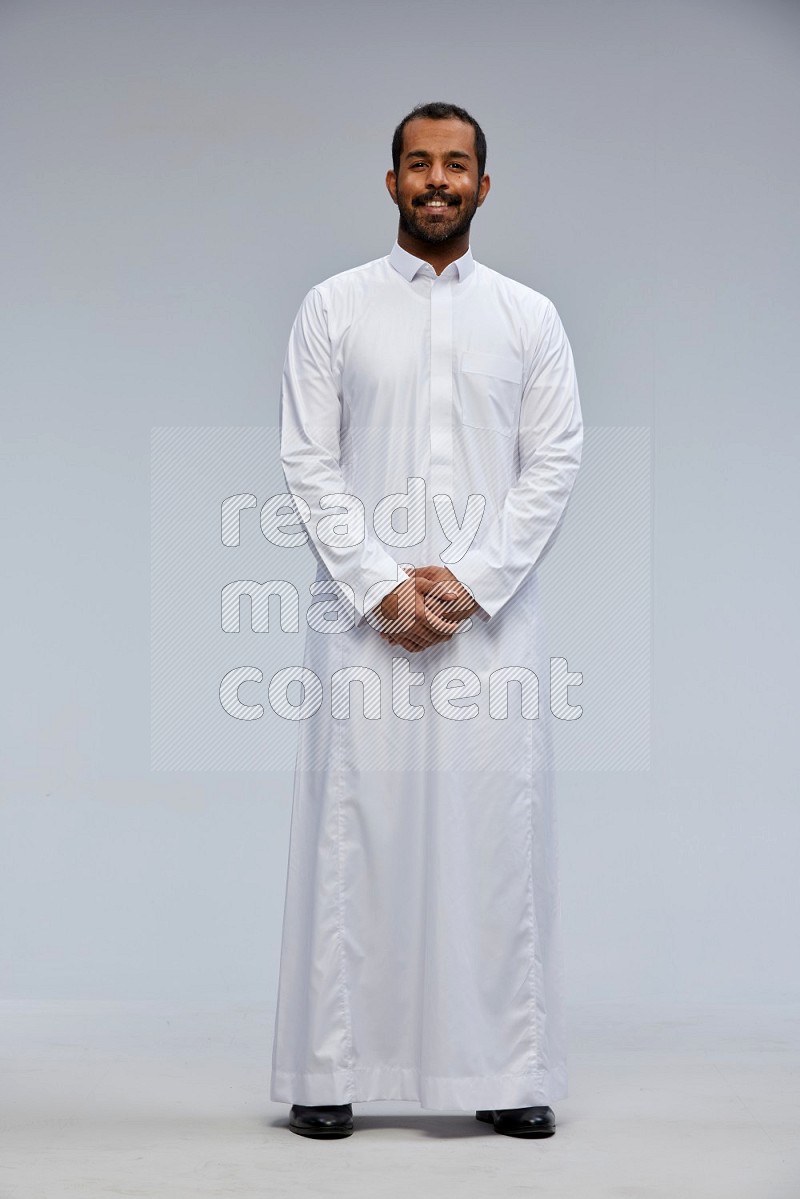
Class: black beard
397,188,480,245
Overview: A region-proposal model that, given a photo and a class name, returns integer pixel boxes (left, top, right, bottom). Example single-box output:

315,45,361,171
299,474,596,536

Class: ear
385,169,398,204
476,173,491,208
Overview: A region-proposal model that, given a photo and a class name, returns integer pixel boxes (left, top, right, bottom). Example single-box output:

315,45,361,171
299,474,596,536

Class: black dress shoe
475,1106,556,1138
289,1103,354,1138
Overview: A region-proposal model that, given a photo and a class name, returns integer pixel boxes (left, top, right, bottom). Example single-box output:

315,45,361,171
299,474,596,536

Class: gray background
2,0,798,1009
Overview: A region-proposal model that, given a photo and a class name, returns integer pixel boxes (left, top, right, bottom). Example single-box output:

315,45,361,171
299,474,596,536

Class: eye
450,163,465,169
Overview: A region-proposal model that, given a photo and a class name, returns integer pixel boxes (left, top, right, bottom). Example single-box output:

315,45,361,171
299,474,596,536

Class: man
271,101,583,1140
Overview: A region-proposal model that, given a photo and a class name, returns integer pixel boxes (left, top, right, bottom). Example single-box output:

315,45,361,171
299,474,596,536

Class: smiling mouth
416,198,458,212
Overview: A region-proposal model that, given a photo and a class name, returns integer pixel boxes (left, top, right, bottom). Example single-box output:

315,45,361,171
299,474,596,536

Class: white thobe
270,240,583,1110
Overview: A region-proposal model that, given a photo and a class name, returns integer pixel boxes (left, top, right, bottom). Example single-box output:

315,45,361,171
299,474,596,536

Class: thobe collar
388,239,475,283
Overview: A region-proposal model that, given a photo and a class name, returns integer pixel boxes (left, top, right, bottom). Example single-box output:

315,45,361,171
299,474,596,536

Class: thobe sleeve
279,286,412,627
449,298,583,621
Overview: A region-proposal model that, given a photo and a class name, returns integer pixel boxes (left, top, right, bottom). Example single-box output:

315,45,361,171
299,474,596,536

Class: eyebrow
404,149,472,160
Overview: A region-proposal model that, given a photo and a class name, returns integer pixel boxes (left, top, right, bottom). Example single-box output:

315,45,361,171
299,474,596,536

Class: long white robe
269,240,583,1110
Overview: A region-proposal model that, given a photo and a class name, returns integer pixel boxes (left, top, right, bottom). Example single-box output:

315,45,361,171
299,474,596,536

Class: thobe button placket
429,270,454,501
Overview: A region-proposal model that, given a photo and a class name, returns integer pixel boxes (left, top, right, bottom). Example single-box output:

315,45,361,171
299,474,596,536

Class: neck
396,226,470,276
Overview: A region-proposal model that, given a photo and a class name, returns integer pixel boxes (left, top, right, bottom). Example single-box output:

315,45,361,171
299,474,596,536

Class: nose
426,161,448,190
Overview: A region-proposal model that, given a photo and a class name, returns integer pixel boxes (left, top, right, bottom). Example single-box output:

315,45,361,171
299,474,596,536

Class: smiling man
392,117,489,256
271,101,584,1140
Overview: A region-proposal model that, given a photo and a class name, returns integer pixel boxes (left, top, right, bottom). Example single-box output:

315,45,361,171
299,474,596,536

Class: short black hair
391,101,487,179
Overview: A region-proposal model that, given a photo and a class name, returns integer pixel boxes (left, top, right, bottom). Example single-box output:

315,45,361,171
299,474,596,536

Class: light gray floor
2,1000,797,1198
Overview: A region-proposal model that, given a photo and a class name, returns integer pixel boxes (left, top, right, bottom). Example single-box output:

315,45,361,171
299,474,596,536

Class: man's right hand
365,571,462,653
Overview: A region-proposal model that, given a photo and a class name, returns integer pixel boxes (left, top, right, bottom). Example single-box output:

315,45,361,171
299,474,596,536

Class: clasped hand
365,566,480,653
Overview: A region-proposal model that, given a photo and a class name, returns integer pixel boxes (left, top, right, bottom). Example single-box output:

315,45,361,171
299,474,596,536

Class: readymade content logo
150,427,650,771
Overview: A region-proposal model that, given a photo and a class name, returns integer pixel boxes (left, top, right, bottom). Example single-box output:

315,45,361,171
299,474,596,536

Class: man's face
386,117,490,245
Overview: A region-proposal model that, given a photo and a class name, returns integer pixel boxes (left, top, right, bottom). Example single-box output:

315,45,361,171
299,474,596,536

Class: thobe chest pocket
458,351,524,438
